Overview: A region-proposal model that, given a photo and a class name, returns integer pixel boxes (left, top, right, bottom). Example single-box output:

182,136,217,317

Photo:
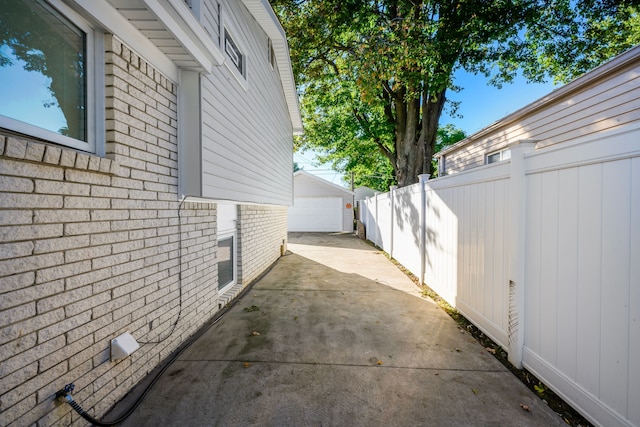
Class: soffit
106,0,225,71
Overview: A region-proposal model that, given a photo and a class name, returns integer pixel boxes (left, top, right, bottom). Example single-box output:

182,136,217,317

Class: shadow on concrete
115,238,565,427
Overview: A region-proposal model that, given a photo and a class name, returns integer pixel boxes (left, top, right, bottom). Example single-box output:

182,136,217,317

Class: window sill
0,134,120,175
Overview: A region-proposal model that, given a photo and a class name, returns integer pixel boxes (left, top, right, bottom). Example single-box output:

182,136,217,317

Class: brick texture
237,205,288,286
0,35,217,427
0,32,286,427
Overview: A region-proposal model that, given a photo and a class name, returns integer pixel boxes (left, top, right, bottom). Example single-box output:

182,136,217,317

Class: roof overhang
73,0,302,134
73,0,224,74
241,0,304,135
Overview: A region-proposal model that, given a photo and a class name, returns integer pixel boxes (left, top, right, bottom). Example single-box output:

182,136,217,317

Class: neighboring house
435,45,640,175
288,170,354,232
0,1,301,426
354,186,376,202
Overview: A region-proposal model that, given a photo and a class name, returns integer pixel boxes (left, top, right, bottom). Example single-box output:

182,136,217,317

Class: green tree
273,0,639,187
432,124,467,175
0,0,86,139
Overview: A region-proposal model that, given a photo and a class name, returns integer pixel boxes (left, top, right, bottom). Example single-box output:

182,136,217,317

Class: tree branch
352,107,397,168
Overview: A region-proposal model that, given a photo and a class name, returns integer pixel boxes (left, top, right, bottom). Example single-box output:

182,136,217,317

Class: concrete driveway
119,232,564,426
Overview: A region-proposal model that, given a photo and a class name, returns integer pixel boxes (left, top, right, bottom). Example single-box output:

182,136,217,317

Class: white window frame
223,28,247,88
486,148,511,164
217,229,237,294
268,38,275,70
0,0,104,155
224,29,243,73
218,7,248,90
217,203,238,294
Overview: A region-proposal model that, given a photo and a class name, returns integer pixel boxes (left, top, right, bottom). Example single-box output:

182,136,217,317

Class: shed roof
293,171,355,197
354,186,377,201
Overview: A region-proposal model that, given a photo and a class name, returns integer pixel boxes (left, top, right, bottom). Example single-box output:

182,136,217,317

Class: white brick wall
237,205,288,285
0,35,219,427
0,32,286,427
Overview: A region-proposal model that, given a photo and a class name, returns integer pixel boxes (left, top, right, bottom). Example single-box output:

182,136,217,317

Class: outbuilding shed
289,171,354,232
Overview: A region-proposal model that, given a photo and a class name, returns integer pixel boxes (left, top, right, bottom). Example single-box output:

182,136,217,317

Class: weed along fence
360,124,640,427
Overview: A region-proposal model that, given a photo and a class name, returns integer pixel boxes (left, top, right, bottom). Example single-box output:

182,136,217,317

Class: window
217,204,237,294
438,155,446,177
183,0,203,20
0,0,101,153
217,232,236,292
486,148,511,164
268,38,275,69
224,29,243,75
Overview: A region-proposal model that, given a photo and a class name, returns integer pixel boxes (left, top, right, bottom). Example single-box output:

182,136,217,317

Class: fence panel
522,125,640,427
361,196,380,248
359,123,640,427
376,193,392,253
392,185,421,277
426,164,511,348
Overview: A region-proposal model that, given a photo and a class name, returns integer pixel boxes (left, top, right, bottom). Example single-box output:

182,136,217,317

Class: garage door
288,197,342,232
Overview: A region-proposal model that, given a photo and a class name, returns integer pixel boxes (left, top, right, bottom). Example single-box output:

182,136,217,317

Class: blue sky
0,45,67,134
441,69,558,135
298,69,559,186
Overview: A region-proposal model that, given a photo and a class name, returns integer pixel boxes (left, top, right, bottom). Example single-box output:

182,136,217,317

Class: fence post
418,174,430,285
389,185,397,259
507,140,537,369
374,193,379,246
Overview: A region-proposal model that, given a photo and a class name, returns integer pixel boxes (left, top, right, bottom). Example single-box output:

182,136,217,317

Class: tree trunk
421,88,447,177
394,86,446,187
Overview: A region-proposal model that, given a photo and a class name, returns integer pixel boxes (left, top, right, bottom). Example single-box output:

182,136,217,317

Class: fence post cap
508,139,538,151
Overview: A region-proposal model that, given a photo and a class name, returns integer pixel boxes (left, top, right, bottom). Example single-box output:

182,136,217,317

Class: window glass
487,148,511,164
487,152,502,164
217,236,235,291
268,38,275,69
224,29,243,74
0,0,87,141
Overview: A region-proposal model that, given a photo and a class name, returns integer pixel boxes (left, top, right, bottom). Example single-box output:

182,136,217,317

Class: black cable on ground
56,253,283,426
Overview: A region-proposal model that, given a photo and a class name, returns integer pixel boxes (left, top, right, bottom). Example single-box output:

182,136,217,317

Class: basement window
217,232,236,293
217,204,237,294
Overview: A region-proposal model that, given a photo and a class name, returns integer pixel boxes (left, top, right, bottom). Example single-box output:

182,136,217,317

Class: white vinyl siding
441,48,640,174
201,0,221,46
199,0,292,205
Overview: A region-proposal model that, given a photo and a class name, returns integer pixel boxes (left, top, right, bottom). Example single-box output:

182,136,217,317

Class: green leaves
272,0,638,187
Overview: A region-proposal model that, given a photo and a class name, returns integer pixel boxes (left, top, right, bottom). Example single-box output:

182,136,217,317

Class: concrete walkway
119,233,564,426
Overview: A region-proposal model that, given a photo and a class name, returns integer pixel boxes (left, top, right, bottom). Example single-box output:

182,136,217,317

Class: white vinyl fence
360,123,640,427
